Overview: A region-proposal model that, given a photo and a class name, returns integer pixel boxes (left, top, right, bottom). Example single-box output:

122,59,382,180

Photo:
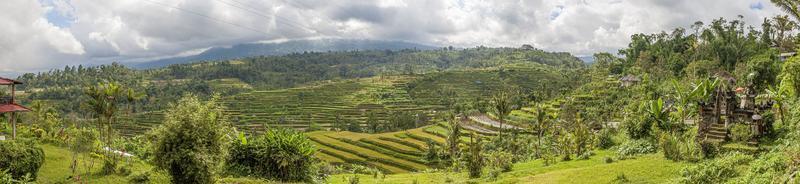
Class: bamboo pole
10,112,15,139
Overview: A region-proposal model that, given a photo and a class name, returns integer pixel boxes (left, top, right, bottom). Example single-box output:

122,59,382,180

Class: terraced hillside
308,124,481,174
108,65,576,135
221,66,573,132
407,65,572,107
222,76,441,133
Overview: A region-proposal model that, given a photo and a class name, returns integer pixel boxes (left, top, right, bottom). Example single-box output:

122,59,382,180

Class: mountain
578,56,595,64
132,39,438,69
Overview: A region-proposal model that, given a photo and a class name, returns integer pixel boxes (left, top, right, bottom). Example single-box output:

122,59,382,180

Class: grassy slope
36,144,170,184
328,151,688,184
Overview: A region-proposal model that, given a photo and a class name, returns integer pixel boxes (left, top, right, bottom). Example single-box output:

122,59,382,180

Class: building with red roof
0,77,29,139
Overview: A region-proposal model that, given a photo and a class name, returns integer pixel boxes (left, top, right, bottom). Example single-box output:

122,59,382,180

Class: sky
0,0,786,76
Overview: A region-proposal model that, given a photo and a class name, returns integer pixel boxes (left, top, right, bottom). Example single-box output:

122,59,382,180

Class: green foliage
780,55,800,98
743,52,780,89
445,115,461,160
659,132,682,161
612,173,630,184
151,95,231,184
0,140,45,180
730,124,754,142
679,152,754,184
596,128,616,149
616,139,657,158
730,151,788,183
226,128,322,182
485,151,513,172
466,135,483,178
684,60,720,80
0,169,34,184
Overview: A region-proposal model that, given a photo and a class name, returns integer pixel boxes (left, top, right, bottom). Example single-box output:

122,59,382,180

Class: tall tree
491,90,515,139
445,113,461,161
84,82,139,146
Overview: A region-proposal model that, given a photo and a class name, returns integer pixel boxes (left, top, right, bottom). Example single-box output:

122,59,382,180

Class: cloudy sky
0,0,785,75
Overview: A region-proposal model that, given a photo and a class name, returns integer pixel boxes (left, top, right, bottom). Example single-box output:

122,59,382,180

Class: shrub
0,140,45,180
730,151,787,184
485,151,513,172
347,175,360,184
730,124,753,142
226,128,322,182
128,171,152,184
679,152,753,184
604,157,614,163
616,139,656,158
466,136,483,178
659,132,681,161
0,169,34,184
612,173,630,184
151,95,231,184
595,128,616,149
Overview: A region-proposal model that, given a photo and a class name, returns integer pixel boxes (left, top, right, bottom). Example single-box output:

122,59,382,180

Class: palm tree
84,82,138,146
531,103,552,158
772,0,800,22
492,91,514,139
445,113,461,160
773,15,797,51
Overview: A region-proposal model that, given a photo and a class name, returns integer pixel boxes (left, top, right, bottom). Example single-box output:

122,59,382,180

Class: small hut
0,77,30,140
619,74,641,87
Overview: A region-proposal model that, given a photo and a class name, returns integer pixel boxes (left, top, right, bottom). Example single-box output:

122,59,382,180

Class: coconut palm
492,90,514,139
772,0,800,22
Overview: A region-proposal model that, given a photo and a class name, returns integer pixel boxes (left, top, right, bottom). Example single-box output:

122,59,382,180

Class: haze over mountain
132,39,438,69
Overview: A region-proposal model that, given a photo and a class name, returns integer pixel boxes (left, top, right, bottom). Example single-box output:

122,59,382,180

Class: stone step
704,138,725,144
708,130,727,136
706,134,726,140
708,126,727,132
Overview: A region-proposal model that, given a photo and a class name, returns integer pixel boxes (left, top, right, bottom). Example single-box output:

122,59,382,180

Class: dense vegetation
3,3,800,183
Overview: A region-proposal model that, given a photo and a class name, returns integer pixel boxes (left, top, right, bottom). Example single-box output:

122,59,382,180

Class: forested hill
132,39,439,69
15,46,585,114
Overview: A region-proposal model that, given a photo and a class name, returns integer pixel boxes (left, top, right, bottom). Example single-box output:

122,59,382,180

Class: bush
604,157,614,163
595,128,616,149
151,96,231,184
679,152,753,184
466,136,483,178
659,132,681,161
226,128,322,182
0,140,45,180
485,151,513,172
128,171,152,184
616,139,656,158
730,124,753,142
612,173,630,184
730,151,787,184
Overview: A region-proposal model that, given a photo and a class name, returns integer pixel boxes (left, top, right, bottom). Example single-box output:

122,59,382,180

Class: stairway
705,123,727,143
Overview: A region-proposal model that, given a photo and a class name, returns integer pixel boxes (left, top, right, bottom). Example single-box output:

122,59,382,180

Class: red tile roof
0,77,21,85
0,103,30,113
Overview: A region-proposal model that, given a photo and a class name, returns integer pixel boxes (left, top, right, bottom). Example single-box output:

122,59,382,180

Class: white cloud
0,0,786,74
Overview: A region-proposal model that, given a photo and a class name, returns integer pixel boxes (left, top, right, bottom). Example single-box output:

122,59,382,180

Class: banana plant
762,85,790,125
646,98,673,132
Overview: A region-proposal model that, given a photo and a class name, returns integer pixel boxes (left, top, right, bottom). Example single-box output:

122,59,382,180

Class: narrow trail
468,114,523,130
459,118,498,135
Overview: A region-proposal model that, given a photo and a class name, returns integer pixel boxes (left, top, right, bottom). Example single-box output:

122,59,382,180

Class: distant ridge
132,39,438,69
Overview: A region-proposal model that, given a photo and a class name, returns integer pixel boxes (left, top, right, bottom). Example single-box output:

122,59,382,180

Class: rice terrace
1,0,800,184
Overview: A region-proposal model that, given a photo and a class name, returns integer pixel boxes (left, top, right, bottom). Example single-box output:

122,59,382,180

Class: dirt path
468,114,523,130
459,118,498,135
